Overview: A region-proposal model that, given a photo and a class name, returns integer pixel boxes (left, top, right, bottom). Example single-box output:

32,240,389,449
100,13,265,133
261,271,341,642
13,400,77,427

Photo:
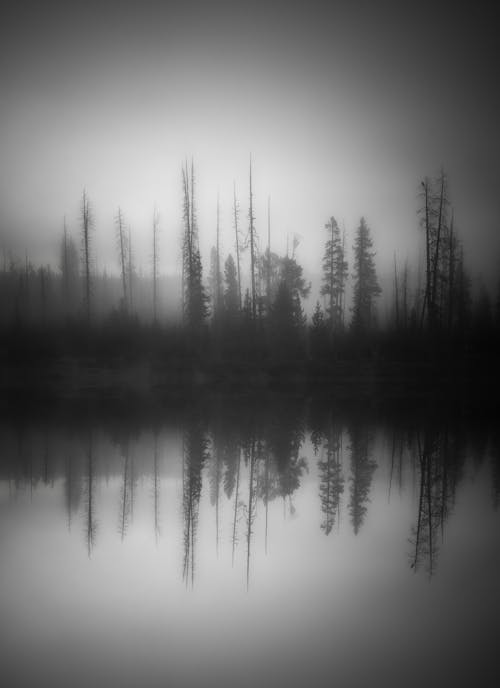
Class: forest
1,164,499,396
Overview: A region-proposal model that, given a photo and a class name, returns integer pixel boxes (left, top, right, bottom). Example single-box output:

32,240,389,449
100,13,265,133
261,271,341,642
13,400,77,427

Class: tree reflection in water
1,398,497,582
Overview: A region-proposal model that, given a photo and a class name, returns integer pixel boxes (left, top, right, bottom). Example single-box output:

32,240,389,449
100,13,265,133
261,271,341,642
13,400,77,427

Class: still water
1,395,499,688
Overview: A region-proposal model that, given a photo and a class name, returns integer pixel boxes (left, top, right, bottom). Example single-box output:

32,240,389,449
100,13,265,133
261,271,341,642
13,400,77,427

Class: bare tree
115,207,128,312
81,189,93,322
248,156,257,319
182,160,208,331
152,207,159,323
233,181,242,310
128,225,134,311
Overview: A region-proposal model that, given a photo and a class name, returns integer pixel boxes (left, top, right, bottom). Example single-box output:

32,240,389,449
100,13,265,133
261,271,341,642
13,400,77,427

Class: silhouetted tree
115,207,128,312
60,220,80,314
351,217,381,333
321,216,348,334
182,161,209,332
419,171,453,330
392,256,410,331
128,225,134,311
248,156,258,319
81,189,93,322
152,207,159,323
233,182,243,310
208,246,223,322
224,254,240,317
268,256,309,356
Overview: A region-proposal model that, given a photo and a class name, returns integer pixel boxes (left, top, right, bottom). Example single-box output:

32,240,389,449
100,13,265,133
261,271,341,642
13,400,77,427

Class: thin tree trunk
233,182,242,310
249,156,256,319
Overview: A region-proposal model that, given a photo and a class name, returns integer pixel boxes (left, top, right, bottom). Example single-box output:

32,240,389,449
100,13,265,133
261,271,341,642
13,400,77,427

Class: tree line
1,164,499,375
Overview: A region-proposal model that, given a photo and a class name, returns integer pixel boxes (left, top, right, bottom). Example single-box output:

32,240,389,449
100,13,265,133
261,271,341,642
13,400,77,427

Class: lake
1,393,498,687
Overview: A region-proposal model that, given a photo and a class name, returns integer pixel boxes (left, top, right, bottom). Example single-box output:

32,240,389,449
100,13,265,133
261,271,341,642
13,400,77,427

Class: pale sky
1,0,499,291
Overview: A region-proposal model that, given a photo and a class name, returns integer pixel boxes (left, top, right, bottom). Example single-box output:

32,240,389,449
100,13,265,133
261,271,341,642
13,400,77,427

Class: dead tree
115,207,128,312
248,156,257,319
233,181,242,310
81,189,93,322
152,207,159,323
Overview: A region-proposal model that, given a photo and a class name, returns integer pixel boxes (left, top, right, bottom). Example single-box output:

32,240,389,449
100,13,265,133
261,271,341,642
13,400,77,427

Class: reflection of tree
256,443,276,554
267,403,307,516
244,438,258,590
152,430,161,543
409,427,464,576
182,424,208,586
64,451,81,531
118,441,131,541
348,423,377,535
318,421,344,535
208,435,222,557
231,448,242,566
220,430,242,566
84,432,97,557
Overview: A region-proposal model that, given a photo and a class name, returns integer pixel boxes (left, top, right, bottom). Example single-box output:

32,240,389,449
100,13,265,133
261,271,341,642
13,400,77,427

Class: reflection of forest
1,398,498,582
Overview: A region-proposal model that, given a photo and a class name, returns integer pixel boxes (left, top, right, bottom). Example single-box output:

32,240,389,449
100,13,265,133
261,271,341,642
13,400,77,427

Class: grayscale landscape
1,2,499,687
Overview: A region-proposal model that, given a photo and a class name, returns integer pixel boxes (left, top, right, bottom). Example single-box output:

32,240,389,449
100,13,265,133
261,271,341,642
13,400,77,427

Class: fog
1,0,499,288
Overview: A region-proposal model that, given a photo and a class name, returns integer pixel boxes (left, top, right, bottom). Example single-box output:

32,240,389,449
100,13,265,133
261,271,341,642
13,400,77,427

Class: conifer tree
351,217,381,332
224,254,239,316
321,216,348,333
181,161,209,332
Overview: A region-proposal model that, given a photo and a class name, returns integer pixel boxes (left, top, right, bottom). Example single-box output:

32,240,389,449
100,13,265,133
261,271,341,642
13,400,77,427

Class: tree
248,156,258,319
233,182,243,310
224,254,240,316
267,255,310,357
321,216,348,333
128,225,134,312
419,171,453,330
152,207,159,323
81,189,93,322
115,207,128,312
59,219,80,314
351,217,381,333
215,193,223,317
181,161,209,332
310,301,328,359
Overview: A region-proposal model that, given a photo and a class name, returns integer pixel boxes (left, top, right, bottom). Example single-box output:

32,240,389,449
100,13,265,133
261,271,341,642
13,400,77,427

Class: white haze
1,1,499,299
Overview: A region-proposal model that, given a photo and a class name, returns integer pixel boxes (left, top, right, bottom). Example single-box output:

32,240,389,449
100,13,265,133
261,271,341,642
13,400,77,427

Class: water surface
1,396,499,687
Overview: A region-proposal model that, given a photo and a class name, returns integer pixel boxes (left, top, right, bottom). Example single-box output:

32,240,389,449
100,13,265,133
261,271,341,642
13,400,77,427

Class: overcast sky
1,0,499,288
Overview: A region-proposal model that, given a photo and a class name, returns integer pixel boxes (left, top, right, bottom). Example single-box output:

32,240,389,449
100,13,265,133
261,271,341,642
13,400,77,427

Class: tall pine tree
351,217,381,333
321,216,348,333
